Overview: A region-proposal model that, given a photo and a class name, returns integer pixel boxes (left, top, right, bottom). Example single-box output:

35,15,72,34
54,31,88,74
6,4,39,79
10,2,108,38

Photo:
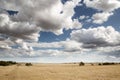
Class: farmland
0,64,120,80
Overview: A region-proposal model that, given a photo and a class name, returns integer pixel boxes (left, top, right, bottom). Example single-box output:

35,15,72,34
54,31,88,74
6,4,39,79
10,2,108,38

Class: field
0,64,120,80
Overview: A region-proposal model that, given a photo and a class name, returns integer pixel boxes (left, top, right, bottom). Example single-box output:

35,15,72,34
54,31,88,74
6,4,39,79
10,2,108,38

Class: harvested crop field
0,64,120,80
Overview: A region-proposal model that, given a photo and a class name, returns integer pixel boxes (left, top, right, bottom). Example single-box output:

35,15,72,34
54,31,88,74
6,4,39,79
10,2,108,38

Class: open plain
0,64,120,80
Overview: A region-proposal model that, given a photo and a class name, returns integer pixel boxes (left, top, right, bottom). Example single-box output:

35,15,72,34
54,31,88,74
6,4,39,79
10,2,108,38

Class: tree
79,62,85,66
25,63,32,66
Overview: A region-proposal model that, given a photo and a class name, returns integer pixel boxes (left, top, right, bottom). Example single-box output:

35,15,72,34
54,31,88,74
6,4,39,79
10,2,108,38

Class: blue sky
0,0,120,63
40,1,120,43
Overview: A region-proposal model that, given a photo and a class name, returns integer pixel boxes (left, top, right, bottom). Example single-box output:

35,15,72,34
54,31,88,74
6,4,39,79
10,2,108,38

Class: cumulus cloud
28,39,82,53
22,39,82,57
92,12,113,24
0,0,119,62
0,48,34,58
0,14,40,41
1,25,120,59
70,26,120,62
0,0,83,57
84,0,120,12
0,39,82,57
84,0,120,24
0,0,81,35
0,0,82,36
71,26,120,48
61,39,82,52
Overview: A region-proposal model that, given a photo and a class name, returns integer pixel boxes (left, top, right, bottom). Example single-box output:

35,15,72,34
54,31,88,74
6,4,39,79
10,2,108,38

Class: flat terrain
0,64,120,80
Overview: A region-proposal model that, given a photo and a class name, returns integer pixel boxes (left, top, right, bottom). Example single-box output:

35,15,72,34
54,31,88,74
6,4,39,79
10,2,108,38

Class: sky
0,0,120,63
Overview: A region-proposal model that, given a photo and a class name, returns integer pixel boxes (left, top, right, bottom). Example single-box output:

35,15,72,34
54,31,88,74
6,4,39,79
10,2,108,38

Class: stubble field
0,64,120,80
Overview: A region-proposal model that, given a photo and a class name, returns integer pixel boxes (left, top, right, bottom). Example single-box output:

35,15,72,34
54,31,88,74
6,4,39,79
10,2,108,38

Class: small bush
98,63,102,66
91,63,94,66
25,63,32,66
79,62,85,66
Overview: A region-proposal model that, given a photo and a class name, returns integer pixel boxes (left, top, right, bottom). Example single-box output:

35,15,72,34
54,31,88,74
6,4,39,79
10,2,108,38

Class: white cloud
0,40,81,57
0,0,120,62
92,12,113,24
71,26,120,48
33,26,120,61
0,45,11,50
0,0,82,35
84,0,120,12
79,15,85,20
1,25,120,58
96,46,120,53
0,0,83,57
28,39,82,52
84,0,120,24
61,39,82,52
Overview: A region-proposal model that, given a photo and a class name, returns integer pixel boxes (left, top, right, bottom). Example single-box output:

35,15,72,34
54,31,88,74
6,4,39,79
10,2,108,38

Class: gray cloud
71,26,120,49
107,50,120,58
0,14,40,41
0,0,82,57
0,0,119,62
0,0,81,35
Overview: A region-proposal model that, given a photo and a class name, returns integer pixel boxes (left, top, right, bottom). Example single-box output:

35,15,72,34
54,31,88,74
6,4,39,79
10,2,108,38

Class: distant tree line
0,61,33,66
98,62,119,66
78,61,120,66
0,61,17,66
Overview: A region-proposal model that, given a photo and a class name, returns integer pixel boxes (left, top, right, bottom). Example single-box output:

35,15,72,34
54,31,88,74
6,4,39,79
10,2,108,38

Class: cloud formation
0,14,40,41
71,26,120,48
0,0,81,35
92,12,113,24
84,0,120,12
84,0,120,24
0,0,82,57
0,0,120,62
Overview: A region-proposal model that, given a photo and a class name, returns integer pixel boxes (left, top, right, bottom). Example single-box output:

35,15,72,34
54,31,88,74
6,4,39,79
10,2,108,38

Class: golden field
0,64,120,80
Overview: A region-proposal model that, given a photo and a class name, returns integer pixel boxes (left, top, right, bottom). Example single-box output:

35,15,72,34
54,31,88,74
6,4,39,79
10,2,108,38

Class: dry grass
0,64,120,80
